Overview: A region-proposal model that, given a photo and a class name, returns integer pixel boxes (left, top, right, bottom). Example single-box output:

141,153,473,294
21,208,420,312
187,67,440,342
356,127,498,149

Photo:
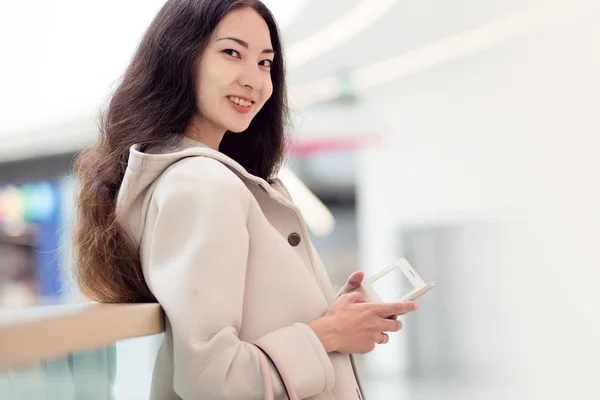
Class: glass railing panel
0,334,163,400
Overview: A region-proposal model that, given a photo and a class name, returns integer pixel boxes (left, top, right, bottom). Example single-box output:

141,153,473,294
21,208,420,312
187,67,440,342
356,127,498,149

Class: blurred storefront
0,153,76,307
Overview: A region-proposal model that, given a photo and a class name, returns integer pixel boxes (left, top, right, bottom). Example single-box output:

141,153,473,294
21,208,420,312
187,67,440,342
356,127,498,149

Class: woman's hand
336,270,401,321
308,292,418,354
336,270,365,298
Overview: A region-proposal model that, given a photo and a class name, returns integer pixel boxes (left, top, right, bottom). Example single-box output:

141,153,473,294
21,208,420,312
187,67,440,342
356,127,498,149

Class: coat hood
115,138,291,247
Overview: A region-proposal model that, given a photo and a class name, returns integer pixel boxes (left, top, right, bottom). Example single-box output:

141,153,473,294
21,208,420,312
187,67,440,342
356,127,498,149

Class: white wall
304,12,600,398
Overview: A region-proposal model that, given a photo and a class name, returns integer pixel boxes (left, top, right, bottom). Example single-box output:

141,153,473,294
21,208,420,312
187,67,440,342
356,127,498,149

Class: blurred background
1,0,599,399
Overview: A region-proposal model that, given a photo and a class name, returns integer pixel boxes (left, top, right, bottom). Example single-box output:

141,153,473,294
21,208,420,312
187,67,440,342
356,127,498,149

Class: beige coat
116,138,365,400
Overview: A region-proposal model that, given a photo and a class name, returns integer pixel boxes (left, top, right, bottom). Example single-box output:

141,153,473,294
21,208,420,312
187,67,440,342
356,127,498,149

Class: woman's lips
227,97,252,114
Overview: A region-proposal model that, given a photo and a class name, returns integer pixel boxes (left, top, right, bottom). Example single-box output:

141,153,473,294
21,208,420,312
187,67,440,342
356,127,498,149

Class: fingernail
412,303,419,310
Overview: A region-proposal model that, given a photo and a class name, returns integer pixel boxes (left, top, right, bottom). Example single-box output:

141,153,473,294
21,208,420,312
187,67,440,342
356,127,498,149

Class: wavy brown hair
72,0,288,303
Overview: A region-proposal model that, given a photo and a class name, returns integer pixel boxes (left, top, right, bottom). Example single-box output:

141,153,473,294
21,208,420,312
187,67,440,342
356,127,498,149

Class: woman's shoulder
153,155,251,202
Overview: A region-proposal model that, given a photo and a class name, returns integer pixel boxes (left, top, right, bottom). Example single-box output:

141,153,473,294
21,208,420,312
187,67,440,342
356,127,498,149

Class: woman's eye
260,59,273,68
223,49,240,58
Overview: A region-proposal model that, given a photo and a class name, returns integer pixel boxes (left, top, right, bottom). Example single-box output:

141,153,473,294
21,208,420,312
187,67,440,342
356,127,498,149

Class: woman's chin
226,123,251,133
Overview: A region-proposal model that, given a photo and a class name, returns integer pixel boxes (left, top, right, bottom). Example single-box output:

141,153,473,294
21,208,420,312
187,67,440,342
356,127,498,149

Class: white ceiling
0,0,596,161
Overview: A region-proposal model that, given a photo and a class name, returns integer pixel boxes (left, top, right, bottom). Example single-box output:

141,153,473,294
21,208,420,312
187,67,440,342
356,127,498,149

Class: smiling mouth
227,96,253,108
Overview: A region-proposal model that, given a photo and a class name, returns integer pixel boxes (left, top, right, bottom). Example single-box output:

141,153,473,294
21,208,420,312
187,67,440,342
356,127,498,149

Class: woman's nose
238,63,262,91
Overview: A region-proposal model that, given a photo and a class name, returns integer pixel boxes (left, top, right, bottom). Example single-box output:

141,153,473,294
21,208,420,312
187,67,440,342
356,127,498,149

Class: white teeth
229,96,251,107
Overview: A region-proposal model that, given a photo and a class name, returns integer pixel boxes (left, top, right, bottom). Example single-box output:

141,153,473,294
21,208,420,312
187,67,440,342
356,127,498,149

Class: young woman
72,1,418,399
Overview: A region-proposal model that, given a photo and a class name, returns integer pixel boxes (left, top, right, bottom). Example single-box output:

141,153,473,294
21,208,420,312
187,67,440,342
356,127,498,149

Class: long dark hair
72,0,288,303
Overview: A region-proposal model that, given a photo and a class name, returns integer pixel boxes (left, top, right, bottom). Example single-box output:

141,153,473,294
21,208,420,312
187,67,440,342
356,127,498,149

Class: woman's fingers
346,270,364,287
377,333,389,344
379,318,403,333
337,270,365,297
345,291,368,304
372,301,418,317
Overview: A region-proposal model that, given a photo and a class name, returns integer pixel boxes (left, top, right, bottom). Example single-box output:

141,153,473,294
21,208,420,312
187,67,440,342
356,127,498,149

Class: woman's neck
183,115,225,151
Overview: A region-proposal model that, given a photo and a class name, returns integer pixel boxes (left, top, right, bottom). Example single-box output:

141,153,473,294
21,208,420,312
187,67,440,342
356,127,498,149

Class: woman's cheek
263,82,274,105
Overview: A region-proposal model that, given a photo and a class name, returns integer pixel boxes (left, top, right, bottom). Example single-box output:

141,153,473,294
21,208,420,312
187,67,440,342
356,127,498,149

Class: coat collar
127,143,296,209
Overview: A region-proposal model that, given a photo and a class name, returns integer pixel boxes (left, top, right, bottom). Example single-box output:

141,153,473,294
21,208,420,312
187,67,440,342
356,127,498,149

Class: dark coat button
287,233,301,247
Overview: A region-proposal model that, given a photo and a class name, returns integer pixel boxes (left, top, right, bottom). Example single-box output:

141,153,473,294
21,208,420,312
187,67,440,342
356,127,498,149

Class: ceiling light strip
290,0,598,107
286,0,400,70
351,0,595,90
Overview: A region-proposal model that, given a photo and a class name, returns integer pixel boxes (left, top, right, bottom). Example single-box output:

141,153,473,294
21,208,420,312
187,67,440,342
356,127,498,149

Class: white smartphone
351,258,435,303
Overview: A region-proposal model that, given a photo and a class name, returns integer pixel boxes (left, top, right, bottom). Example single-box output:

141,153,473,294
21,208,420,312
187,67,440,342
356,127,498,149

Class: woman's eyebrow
217,37,275,55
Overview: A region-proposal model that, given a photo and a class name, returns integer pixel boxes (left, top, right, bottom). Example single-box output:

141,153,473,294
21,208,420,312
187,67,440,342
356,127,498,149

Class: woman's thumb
337,270,366,298
347,270,364,287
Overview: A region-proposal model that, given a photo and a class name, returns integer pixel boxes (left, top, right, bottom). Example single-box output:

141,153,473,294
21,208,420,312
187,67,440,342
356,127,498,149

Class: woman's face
193,8,275,136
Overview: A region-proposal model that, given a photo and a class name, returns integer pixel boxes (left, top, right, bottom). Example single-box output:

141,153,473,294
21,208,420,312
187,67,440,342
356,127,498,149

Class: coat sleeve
145,157,335,400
